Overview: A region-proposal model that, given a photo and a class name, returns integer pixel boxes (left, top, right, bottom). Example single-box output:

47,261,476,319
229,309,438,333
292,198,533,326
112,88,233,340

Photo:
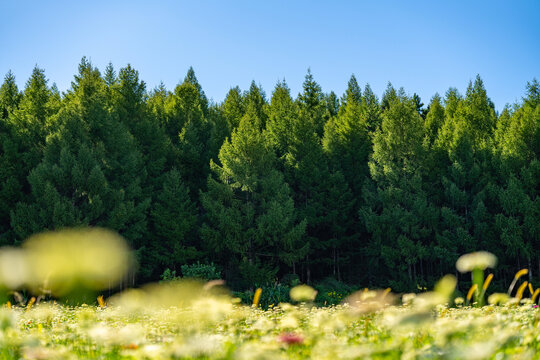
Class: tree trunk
528,256,532,283
333,247,336,277
307,254,311,284
337,249,341,282
420,259,424,284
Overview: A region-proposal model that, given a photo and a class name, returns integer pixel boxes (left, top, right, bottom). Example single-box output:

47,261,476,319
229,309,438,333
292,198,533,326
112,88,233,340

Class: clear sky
1,0,539,111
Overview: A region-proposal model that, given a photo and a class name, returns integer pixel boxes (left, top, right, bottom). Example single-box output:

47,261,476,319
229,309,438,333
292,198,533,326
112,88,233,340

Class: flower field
1,229,539,359
1,283,540,359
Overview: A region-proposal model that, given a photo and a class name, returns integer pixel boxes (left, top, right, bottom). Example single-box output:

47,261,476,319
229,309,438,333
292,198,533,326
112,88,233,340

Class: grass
1,284,540,359
1,230,538,359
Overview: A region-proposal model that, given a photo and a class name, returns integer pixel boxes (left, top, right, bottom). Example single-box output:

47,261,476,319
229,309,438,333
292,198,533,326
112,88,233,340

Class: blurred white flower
456,251,497,272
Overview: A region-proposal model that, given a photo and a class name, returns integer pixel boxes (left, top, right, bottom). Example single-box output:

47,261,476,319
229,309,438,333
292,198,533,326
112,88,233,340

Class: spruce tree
11,59,149,262
0,71,21,120
361,91,434,289
0,66,56,243
297,69,325,137
201,105,306,286
221,86,245,130
266,80,296,159
323,75,371,198
148,168,198,278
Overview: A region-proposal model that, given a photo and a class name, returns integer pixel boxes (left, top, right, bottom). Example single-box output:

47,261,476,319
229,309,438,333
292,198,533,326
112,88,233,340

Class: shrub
233,284,291,309
281,273,300,287
181,262,221,281
159,268,180,282
314,277,354,306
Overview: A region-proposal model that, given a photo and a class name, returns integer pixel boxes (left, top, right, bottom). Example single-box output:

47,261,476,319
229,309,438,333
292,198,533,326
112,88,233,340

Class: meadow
0,229,538,359
1,282,540,359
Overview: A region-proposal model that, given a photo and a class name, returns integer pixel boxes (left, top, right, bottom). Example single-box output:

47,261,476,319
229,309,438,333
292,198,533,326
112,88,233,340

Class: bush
314,277,354,306
159,262,221,283
181,262,221,281
159,268,180,282
233,284,291,309
280,273,300,287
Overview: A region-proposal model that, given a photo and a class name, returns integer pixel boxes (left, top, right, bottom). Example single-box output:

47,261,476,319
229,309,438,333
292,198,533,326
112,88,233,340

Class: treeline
0,58,538,292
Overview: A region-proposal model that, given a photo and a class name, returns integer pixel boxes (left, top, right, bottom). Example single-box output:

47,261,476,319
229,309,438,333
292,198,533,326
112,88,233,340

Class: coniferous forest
1,58,539,293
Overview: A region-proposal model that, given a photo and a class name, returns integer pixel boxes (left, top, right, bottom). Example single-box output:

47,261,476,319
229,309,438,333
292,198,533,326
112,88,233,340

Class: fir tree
201,105,306,286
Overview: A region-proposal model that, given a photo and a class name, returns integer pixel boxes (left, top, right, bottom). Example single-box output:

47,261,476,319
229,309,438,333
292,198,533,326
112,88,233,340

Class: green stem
472,268,484,307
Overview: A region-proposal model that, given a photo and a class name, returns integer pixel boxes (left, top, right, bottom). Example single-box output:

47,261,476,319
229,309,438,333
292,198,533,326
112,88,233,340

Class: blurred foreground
0,228,539,359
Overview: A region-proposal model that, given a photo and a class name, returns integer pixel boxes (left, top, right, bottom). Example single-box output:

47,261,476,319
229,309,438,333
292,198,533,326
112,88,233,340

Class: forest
0,57,538,293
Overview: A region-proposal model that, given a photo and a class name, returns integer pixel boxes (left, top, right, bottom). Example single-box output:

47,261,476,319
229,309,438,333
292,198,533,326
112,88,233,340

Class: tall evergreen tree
424,94,445,145
323,75,371,197
11,59,149,267
201,105,307,286
363,84,382,134
0,66,56,243
361,91,434,289
297,69,325,137
148,168,198,278
221,86,245,130
244,81,268,127
266,80,296,159
0,71,21,120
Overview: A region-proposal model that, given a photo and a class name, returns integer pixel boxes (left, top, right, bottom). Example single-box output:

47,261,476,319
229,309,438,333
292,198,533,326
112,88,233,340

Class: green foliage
234,283,291,308
160,262,221,282
313,277,353,305
1,60,539,293
201,105,307,287
181,262,221,281
159,268,180,282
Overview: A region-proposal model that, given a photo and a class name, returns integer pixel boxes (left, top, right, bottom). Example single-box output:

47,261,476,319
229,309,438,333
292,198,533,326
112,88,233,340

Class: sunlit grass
0,229,538,359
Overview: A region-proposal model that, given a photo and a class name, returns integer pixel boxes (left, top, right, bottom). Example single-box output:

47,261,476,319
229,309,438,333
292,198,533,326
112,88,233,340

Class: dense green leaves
0,60,538,291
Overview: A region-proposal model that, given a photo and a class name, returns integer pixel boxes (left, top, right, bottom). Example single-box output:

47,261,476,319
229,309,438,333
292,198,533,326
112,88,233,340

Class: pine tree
221,86,245,130
184,66,208,113
298,69,325,137
361,91,434,289
11,59,149,260
363,84,382,134
244,81,268,127
381,82,398,111
201,105,306,286
168,68,214,195
413,93,426,119
323,75,371,197
424,94,445,145
0,72,22,241
0,66,56,243
148,168,198,278
324,91,339,119
0,71,21,120
340,74,362,110
111,64,171,196
266,80,296,159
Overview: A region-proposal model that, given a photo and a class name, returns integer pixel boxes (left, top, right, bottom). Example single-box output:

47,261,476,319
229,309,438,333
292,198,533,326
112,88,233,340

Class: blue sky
0,0,538,111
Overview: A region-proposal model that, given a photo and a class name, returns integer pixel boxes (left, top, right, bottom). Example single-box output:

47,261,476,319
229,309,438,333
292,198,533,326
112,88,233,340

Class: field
0,230,538,359
1,282,540,360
